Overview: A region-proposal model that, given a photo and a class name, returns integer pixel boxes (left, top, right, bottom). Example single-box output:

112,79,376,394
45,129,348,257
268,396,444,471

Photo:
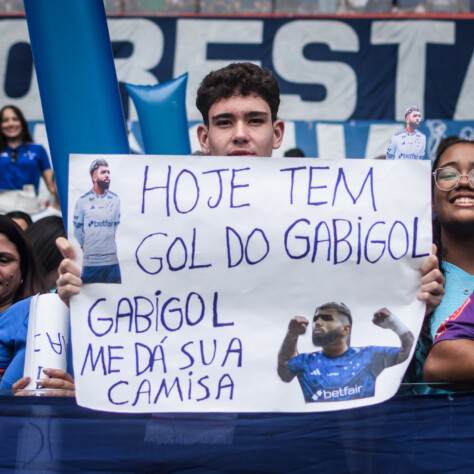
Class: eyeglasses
433,167,474,191
10,148,18,163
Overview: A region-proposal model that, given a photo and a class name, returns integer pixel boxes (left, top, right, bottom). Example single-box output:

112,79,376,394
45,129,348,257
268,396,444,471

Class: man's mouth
229,150,253,156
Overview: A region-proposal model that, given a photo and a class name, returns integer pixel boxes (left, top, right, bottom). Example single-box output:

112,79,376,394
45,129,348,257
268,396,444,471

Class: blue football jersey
288,346,400,402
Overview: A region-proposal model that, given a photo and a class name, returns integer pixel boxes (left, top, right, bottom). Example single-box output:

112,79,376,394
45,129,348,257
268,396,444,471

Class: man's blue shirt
288,346,400,402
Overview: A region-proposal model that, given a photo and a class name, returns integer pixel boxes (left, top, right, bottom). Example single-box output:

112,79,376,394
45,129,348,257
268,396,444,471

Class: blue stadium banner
1,15,472,159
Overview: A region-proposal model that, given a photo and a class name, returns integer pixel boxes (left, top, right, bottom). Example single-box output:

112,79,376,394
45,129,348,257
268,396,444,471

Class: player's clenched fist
288,316,309,336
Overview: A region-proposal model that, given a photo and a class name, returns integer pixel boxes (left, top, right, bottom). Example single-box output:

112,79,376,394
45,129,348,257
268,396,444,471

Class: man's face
197,93,284,157
406,110,421,130
312,308,349,347
93,166,110,190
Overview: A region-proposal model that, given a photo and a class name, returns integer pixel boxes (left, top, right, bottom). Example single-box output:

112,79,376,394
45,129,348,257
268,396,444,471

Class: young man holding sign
278,303,414,402
57,62,443,310
53,64,443,403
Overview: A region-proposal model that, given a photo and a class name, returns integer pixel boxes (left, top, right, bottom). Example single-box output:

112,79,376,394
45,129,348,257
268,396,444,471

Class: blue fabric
288,346,400,402
1,392,474,472
23,0,130,222
0,297,31,389
0,143,50,193
431,261,474,339
126,75,191,155
82,264,122,284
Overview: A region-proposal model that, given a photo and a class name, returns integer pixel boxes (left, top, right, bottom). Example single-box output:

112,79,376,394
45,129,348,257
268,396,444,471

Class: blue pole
23,0,130,223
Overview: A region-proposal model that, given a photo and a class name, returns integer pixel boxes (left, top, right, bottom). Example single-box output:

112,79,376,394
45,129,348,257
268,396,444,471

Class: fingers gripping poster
68,155,431,413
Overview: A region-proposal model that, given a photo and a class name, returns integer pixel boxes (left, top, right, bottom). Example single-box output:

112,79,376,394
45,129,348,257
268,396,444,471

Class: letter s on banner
274,20,358,121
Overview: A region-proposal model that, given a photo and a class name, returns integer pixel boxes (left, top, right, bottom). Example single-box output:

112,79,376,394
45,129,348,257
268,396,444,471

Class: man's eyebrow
246,111,269,117
211,111,269,122
211,113,234,122
313,312,332,320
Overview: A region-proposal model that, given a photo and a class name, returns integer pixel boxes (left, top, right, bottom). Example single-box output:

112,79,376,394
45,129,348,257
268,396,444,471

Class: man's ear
272,119,285,150
197,124,210,154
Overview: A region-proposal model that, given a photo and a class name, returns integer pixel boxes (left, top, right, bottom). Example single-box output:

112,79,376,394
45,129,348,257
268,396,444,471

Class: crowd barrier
1,390,473,472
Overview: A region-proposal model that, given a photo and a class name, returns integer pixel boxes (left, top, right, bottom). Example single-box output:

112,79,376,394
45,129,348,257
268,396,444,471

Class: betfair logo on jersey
88,219,114,228
311,384,363,401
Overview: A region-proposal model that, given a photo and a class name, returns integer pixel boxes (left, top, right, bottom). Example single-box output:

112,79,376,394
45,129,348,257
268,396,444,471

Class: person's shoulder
0,297,32,325
78,189,94,201
25,142,47,154
25,142,45,150
107,190,119,199
392,130,404,138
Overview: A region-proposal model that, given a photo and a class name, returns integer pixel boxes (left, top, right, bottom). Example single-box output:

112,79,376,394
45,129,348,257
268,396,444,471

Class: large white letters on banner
371,20,455,121
174,19,264,122
454,51,474,120
274,20,358,121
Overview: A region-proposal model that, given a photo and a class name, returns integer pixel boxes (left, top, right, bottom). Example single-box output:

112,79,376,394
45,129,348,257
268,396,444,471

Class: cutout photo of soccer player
277,303,414,403
386,105,427,160
73,158,121,284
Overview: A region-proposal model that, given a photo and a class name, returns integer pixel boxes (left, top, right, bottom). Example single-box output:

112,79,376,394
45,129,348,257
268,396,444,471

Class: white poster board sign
68,155,432,413
23,293,69,387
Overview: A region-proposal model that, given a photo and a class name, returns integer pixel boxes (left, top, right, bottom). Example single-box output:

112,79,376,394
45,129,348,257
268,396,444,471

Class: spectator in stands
0,105,54,214
26,216,66,291
0,215,46,383
0,214,73,393
5,211,33,231
404,137,474,390
421,138,474,389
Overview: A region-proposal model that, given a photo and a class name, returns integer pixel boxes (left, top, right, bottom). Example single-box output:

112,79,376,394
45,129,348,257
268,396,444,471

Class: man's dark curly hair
196,62,280,126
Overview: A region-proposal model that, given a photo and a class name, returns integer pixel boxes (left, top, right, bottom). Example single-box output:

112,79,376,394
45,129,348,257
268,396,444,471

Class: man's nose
232,122,249,143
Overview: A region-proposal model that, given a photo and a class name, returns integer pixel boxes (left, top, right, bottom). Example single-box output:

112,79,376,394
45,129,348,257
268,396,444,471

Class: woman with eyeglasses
0,105,54,213
407,137,474,389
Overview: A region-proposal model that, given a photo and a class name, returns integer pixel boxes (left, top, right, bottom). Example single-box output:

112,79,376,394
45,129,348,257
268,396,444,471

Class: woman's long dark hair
0,105,33,152
25,216,66,276
404,137,474,384
0,215,47,304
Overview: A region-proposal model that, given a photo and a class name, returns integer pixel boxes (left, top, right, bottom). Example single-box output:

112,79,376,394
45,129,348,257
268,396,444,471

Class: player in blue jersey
386,106,427,160
278,302,414,402
73,158,121,284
